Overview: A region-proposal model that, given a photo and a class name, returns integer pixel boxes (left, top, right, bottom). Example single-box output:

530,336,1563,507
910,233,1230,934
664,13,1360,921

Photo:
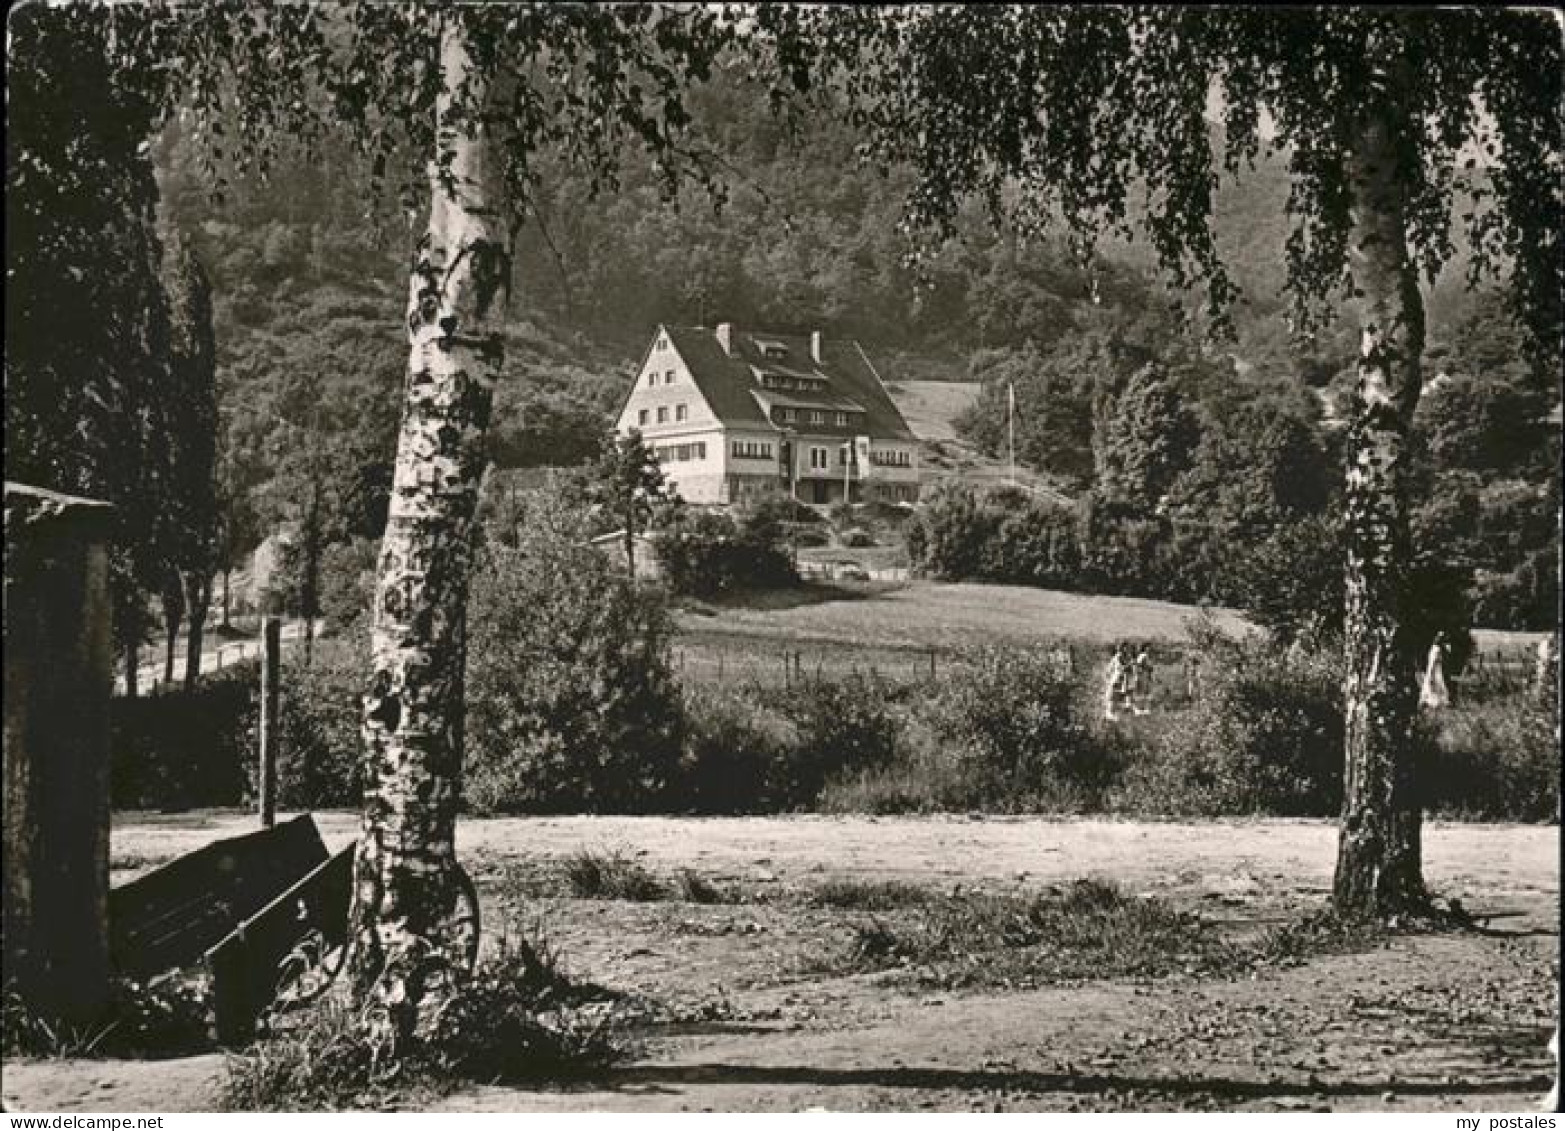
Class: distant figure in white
1419,631,1451,710
1534,635,1559,704
1103,644,1131,721
1544,1026,1559,1112
1131,644,1154,716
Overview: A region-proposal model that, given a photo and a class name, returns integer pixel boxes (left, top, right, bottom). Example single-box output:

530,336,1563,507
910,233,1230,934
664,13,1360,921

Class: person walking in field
1131,643,1154,715
1419,631,1452,710
1103,643,1131,721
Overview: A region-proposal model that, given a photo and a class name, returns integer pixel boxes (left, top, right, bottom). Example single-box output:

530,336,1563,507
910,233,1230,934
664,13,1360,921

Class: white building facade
614,323,921,506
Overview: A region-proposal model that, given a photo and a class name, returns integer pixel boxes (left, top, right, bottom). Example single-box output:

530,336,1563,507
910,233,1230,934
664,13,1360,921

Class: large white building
613,323,921,506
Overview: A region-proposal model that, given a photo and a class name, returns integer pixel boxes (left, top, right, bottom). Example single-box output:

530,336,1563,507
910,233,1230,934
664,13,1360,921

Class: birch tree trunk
1332,78,1429,918
350,16,507,1037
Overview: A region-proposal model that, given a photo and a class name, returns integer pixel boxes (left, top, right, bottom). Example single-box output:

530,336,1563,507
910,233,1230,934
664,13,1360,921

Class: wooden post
3,484,114,1025
259,616,281,828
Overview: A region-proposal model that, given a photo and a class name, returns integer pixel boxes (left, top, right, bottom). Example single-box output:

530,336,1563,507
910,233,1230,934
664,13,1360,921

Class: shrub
756,673,905,809
1115,638,1347,816
111,664,257,809
655,509,797,597
464,524,683,814
676,684,798,813
271,635,366,809
1425,694,1560,820
915,646,1112,811
677,674,904,813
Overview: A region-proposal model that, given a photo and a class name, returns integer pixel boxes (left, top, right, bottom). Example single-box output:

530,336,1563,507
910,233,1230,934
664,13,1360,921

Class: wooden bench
207,843,356,1044
108,814,329,983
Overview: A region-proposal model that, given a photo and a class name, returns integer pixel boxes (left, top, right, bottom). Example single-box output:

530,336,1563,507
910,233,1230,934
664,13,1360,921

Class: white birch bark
350,15,508,1034
1332,64,1429,917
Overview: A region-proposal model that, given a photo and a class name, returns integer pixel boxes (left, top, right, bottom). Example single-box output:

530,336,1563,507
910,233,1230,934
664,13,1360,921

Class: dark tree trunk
1332,80,1429,919
160,585,183,687
182,571,210,691
624,503,636,578
350,15,506,1043
122,640,138,700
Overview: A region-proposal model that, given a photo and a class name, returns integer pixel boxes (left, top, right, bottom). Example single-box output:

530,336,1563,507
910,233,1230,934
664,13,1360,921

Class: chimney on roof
716,322,733,356
810,330,823,364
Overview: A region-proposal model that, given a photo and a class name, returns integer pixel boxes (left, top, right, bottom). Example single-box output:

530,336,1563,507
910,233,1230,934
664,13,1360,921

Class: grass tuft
675,869,730,904
3,973,213,1060
222,925,629,1111
810,878,936,910
559,849,667,901
830,879,1238,988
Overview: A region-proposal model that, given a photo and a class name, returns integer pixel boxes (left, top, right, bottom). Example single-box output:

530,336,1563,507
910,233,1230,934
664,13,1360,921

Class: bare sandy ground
6,813,1558,1113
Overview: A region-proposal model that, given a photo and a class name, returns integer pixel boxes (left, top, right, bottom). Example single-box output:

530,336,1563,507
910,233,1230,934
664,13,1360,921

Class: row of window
732,440,774,460
647,368,678,387
654,442,707,463
638,404,689,426
772,408,856,427
760,375,826,394
806,446,907,472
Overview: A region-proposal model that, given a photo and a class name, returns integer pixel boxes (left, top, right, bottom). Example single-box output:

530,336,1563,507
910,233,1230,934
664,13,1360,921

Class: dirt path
9,814,1557,1113
110,812,1558,927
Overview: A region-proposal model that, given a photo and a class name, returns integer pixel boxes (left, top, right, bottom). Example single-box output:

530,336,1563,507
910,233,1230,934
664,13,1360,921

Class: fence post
259,616,280,829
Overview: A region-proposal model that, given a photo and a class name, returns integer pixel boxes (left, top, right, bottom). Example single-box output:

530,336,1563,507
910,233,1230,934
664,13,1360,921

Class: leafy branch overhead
759,7,1561,348
105,3,740,233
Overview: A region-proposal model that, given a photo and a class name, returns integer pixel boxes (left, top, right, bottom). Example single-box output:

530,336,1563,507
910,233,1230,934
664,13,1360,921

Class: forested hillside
153,66,1558,629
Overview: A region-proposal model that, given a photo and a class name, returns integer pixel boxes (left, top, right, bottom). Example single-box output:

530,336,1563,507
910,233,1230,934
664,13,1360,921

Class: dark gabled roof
660,324,915,440
752,389,868,414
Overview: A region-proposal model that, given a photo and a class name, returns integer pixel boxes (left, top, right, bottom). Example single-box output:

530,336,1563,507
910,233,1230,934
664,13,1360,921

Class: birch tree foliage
778,5,1561,919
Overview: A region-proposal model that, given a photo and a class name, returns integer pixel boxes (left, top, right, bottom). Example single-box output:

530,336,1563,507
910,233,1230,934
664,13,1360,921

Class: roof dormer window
756,339,788,359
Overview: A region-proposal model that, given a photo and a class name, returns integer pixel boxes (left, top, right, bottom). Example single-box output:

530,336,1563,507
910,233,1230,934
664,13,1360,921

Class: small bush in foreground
222,929,626,1111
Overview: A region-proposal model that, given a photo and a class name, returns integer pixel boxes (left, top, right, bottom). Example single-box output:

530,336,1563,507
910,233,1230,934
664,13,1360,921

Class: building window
656,406,668,424
665,369,675,384
810,447,829,470
647,372,658,387
695,442,706,460
656,335,668,350
675,404,688,422
732,440,773,460
838,446,848,466
777,408,796,424
638,409,649,426
808,410,825,425
835,412,849,426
